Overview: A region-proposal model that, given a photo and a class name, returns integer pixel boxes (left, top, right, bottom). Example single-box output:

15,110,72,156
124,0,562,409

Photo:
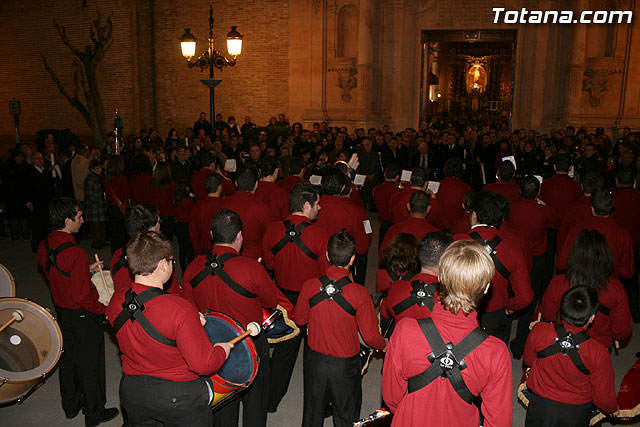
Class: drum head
0,298,62,382
0,265,16,298
204,313,257,386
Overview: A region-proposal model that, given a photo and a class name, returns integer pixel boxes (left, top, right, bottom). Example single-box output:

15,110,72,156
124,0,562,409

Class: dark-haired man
189,173,224,255
182,209,278,427
190,151,216,202
262,182,329,413
193,112,212,137
484,160,521,202
557,171,603,249
389,166,429,224
256,156,289,220
427,158,471,229
219,164,275,259
36,197,119,426
25,151,55,251
106,231,232,427
111,202,182,295
296,230,386,427
539,155,582,213
278,157,307,194
373,163,403,247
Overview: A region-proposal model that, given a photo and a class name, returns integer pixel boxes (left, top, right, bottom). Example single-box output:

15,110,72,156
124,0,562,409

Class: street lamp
180,6,243,131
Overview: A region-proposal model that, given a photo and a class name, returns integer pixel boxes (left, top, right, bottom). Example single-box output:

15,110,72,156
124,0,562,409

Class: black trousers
480,309,508,343
213,333,269,427
268,288,304,412
160,216,176,241
106,204,127,254
353,252,368,286
55,307,107,424
512,253,548,355
30,208,49,252
302,348,361,427
621,246,639,323
378,220,392,253
120,375,212,427
175,221,195,273
525,391,592,427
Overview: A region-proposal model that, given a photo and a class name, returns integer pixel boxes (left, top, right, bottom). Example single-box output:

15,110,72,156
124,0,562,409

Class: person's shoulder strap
536,323,590,375
469,231,511,280
309,275,356,316
44,239,76,278
112,248,129,277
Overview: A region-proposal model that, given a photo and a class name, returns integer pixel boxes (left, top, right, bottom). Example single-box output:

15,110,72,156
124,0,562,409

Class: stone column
357,0,375,111
565,0,588,119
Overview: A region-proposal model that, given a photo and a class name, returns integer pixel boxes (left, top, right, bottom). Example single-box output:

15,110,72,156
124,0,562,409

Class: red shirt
191,168,212,202
148,181,176,217
433,176,471,224
509,199,560,256
220,171,236,197
450,212,471,235
383,303,512,427
315,195,371,254
377,269,416,318
277,175,306,194
557,195,591,249
262,214,329,292
455,226,533,312
110,248,182,296
106,282,227,381
36,230,105,314
540,274,632,348
524,321,617,413
499,221,533,272
105,174,131,206
386,272,439,321
256,180,289,221
557,216,635,279
390,188,418,224
130,173,152,204
175,197,195,223
181,245,278,326
295,266,386,357
219,191,276,260
189,196,223,255
379,218,439,264
484,180,521,202
540,173,582,213
373,181,403,222
612,188,640,247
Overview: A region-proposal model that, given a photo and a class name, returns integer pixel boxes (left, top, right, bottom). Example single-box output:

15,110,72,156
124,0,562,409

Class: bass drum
0,265,16,298
0,298,63,404
203,311,259,409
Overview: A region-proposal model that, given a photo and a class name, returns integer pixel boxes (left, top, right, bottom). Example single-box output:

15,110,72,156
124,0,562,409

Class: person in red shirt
386,231,452,322
262,182,329,412
277,158,307,194
106,231,232,427
296,230,386,427
428,158,471,229
256,156,289,220
129,153,153,204
390,166,428,224
539,155,582,213
509,176,560,358
379,191,439,264
454,191,533,342
524,286,619,426
219,164,275,260
484,160,521,202
449,191,476,235
189,173,224,255
373,162,402,247
110,203,182,295
612,166,640,322
36,197,119,426
190,151,216,202
104,155,131,252
540,230,632,349
557,171,602,249
182,209,278,427
383,240,512,427
148,162,176,239
557,189,635,280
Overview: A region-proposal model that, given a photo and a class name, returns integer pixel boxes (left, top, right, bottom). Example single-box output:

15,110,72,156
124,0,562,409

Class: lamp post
180,6,242,132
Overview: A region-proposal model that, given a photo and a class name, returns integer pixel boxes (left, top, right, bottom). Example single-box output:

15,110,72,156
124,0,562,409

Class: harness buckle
47,252,57,266
209,255,222,271
427,342,468,377
554,332,579,354
323,279,341,300
124,293,143,321
481,242,497,256
412,282,435,307
287,228,300,241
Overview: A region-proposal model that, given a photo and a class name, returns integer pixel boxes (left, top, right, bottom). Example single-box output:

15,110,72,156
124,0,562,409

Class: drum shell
0,265,16,298
0,298,63,404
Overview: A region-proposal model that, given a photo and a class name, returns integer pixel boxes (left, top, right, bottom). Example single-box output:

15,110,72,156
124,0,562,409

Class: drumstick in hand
0,310,24,333
229,322,261,344
94,254,108,292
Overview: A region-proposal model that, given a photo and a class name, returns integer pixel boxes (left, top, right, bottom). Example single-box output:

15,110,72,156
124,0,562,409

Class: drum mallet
229,322,261,344
94,254,109,291
0,310,24,333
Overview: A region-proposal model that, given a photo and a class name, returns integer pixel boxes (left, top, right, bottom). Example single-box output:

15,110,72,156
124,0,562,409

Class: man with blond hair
383,240,512,427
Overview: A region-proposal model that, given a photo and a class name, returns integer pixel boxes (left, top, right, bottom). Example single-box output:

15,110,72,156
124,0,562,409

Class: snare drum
0,265,16,298
0,298,63,404
203,311,259,409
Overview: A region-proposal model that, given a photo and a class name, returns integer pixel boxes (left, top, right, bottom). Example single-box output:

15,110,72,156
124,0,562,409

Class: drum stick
0,310,24,333
229,322,261,344
94,254,109,292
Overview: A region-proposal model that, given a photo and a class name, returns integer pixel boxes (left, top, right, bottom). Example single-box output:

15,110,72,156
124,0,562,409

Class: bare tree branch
90,13,112,64
42,54,90,123
53,19,82,58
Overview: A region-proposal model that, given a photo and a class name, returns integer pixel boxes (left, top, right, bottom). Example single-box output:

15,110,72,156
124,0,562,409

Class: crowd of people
6,112,640,427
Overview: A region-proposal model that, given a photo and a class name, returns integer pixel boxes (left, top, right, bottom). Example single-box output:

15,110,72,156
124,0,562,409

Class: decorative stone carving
312,0,321,14
332,67,358,102
582,77,608,107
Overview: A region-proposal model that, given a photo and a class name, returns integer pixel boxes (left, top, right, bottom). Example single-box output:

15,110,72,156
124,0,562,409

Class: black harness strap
392,281,439,315
469,232,511,280
271,220,318,261
44,240,75,278
112,249,128,277
309,275,355,316
112,288,177,347
190,253,256,298
537,324,590,375
380,271,416,299
597,303,610,316
407,317,488,404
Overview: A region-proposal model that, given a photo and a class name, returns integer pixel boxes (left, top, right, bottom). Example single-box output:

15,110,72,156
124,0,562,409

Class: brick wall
0,0,289,152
